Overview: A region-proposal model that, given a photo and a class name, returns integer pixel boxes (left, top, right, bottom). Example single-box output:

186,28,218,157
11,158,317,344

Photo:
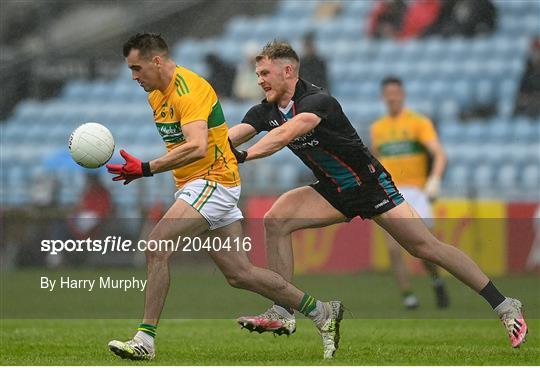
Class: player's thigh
149,199,209,242
206,220,252,278
266,186,347,233
374,201,437,253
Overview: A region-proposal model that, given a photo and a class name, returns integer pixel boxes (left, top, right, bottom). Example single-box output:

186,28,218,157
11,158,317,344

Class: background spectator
424,0,497,38
233,42,265,102
313,1,342,21
398,0,441,40
29,168,59,209
368,0,407,39
514,37,540,118
299,32,329,91
68,173,112,240
205,53,236,99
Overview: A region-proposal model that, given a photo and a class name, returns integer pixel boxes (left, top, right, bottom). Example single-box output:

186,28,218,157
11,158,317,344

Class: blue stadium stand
1,0,539,207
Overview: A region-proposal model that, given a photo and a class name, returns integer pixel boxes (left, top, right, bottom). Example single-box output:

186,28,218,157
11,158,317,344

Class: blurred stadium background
1,0,539,277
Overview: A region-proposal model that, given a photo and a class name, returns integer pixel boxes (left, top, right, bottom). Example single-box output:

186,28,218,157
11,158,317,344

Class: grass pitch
1,269,538,365
2,319,538,365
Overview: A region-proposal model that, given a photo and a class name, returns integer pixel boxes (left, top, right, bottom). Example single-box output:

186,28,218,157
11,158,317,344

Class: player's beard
265,89,276,103
265,80,287,104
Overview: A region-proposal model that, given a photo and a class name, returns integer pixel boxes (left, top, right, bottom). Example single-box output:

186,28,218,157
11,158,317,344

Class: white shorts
399,186,434,228
174,179,243,230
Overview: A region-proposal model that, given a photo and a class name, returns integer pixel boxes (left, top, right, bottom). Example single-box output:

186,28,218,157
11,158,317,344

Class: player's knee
407,239,439,262
407,244,427,259
263,210,289,235
227,273,250,289
144,236,173,263
145,248,171,263
224,265,253,289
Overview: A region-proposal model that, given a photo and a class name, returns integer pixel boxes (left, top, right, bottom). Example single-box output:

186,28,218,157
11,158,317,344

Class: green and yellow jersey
148,65,240,188
370,109,437,188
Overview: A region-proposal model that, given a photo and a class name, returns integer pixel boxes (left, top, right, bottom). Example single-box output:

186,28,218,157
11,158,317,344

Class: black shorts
311,171,404,219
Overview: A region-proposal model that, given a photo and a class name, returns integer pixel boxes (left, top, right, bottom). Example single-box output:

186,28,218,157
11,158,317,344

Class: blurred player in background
370,76,449,310
228,40,527,349
526,204,540,271
106,33,343,361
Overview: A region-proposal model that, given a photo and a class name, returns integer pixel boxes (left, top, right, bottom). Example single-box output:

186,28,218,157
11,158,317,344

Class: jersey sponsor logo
378,140,425,156
155,122,184,143
268,120,280,127
288,131,319,149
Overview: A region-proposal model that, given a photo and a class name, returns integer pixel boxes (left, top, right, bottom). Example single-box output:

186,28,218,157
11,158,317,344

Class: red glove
106,149,153,185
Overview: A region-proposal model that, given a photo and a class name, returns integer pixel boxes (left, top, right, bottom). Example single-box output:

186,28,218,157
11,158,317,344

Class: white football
68,122,115,168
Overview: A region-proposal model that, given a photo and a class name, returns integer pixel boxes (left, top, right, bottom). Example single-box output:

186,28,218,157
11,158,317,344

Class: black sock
479,280,506,309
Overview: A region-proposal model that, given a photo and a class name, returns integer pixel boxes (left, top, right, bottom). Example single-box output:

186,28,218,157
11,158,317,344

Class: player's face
382,83,405,115
255,57,288,103
126,49,161,92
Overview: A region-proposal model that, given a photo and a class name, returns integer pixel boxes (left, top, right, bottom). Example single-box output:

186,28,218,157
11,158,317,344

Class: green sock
298,293,318,316
137,323,157,338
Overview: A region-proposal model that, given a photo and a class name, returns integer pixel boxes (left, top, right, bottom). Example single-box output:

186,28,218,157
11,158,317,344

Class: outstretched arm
106,120,210,185
228,123,258,147
245,112,321,161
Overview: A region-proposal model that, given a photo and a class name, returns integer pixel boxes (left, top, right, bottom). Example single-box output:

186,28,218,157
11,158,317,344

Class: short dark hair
255,40,300,65
381,76,403,89
123,32,169,59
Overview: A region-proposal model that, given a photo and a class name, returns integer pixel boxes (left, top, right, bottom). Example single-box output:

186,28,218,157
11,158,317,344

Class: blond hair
255,40,300,70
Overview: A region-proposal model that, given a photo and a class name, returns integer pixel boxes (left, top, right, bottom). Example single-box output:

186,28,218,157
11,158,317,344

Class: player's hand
424,175,441,202
228,139,248,163
106,149,153,185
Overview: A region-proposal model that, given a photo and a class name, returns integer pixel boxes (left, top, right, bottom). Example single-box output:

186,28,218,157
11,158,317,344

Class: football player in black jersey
229,41,527,349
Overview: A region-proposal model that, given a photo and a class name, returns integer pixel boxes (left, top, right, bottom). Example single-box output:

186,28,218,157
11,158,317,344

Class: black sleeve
241,104,268,133
296,93,336,121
